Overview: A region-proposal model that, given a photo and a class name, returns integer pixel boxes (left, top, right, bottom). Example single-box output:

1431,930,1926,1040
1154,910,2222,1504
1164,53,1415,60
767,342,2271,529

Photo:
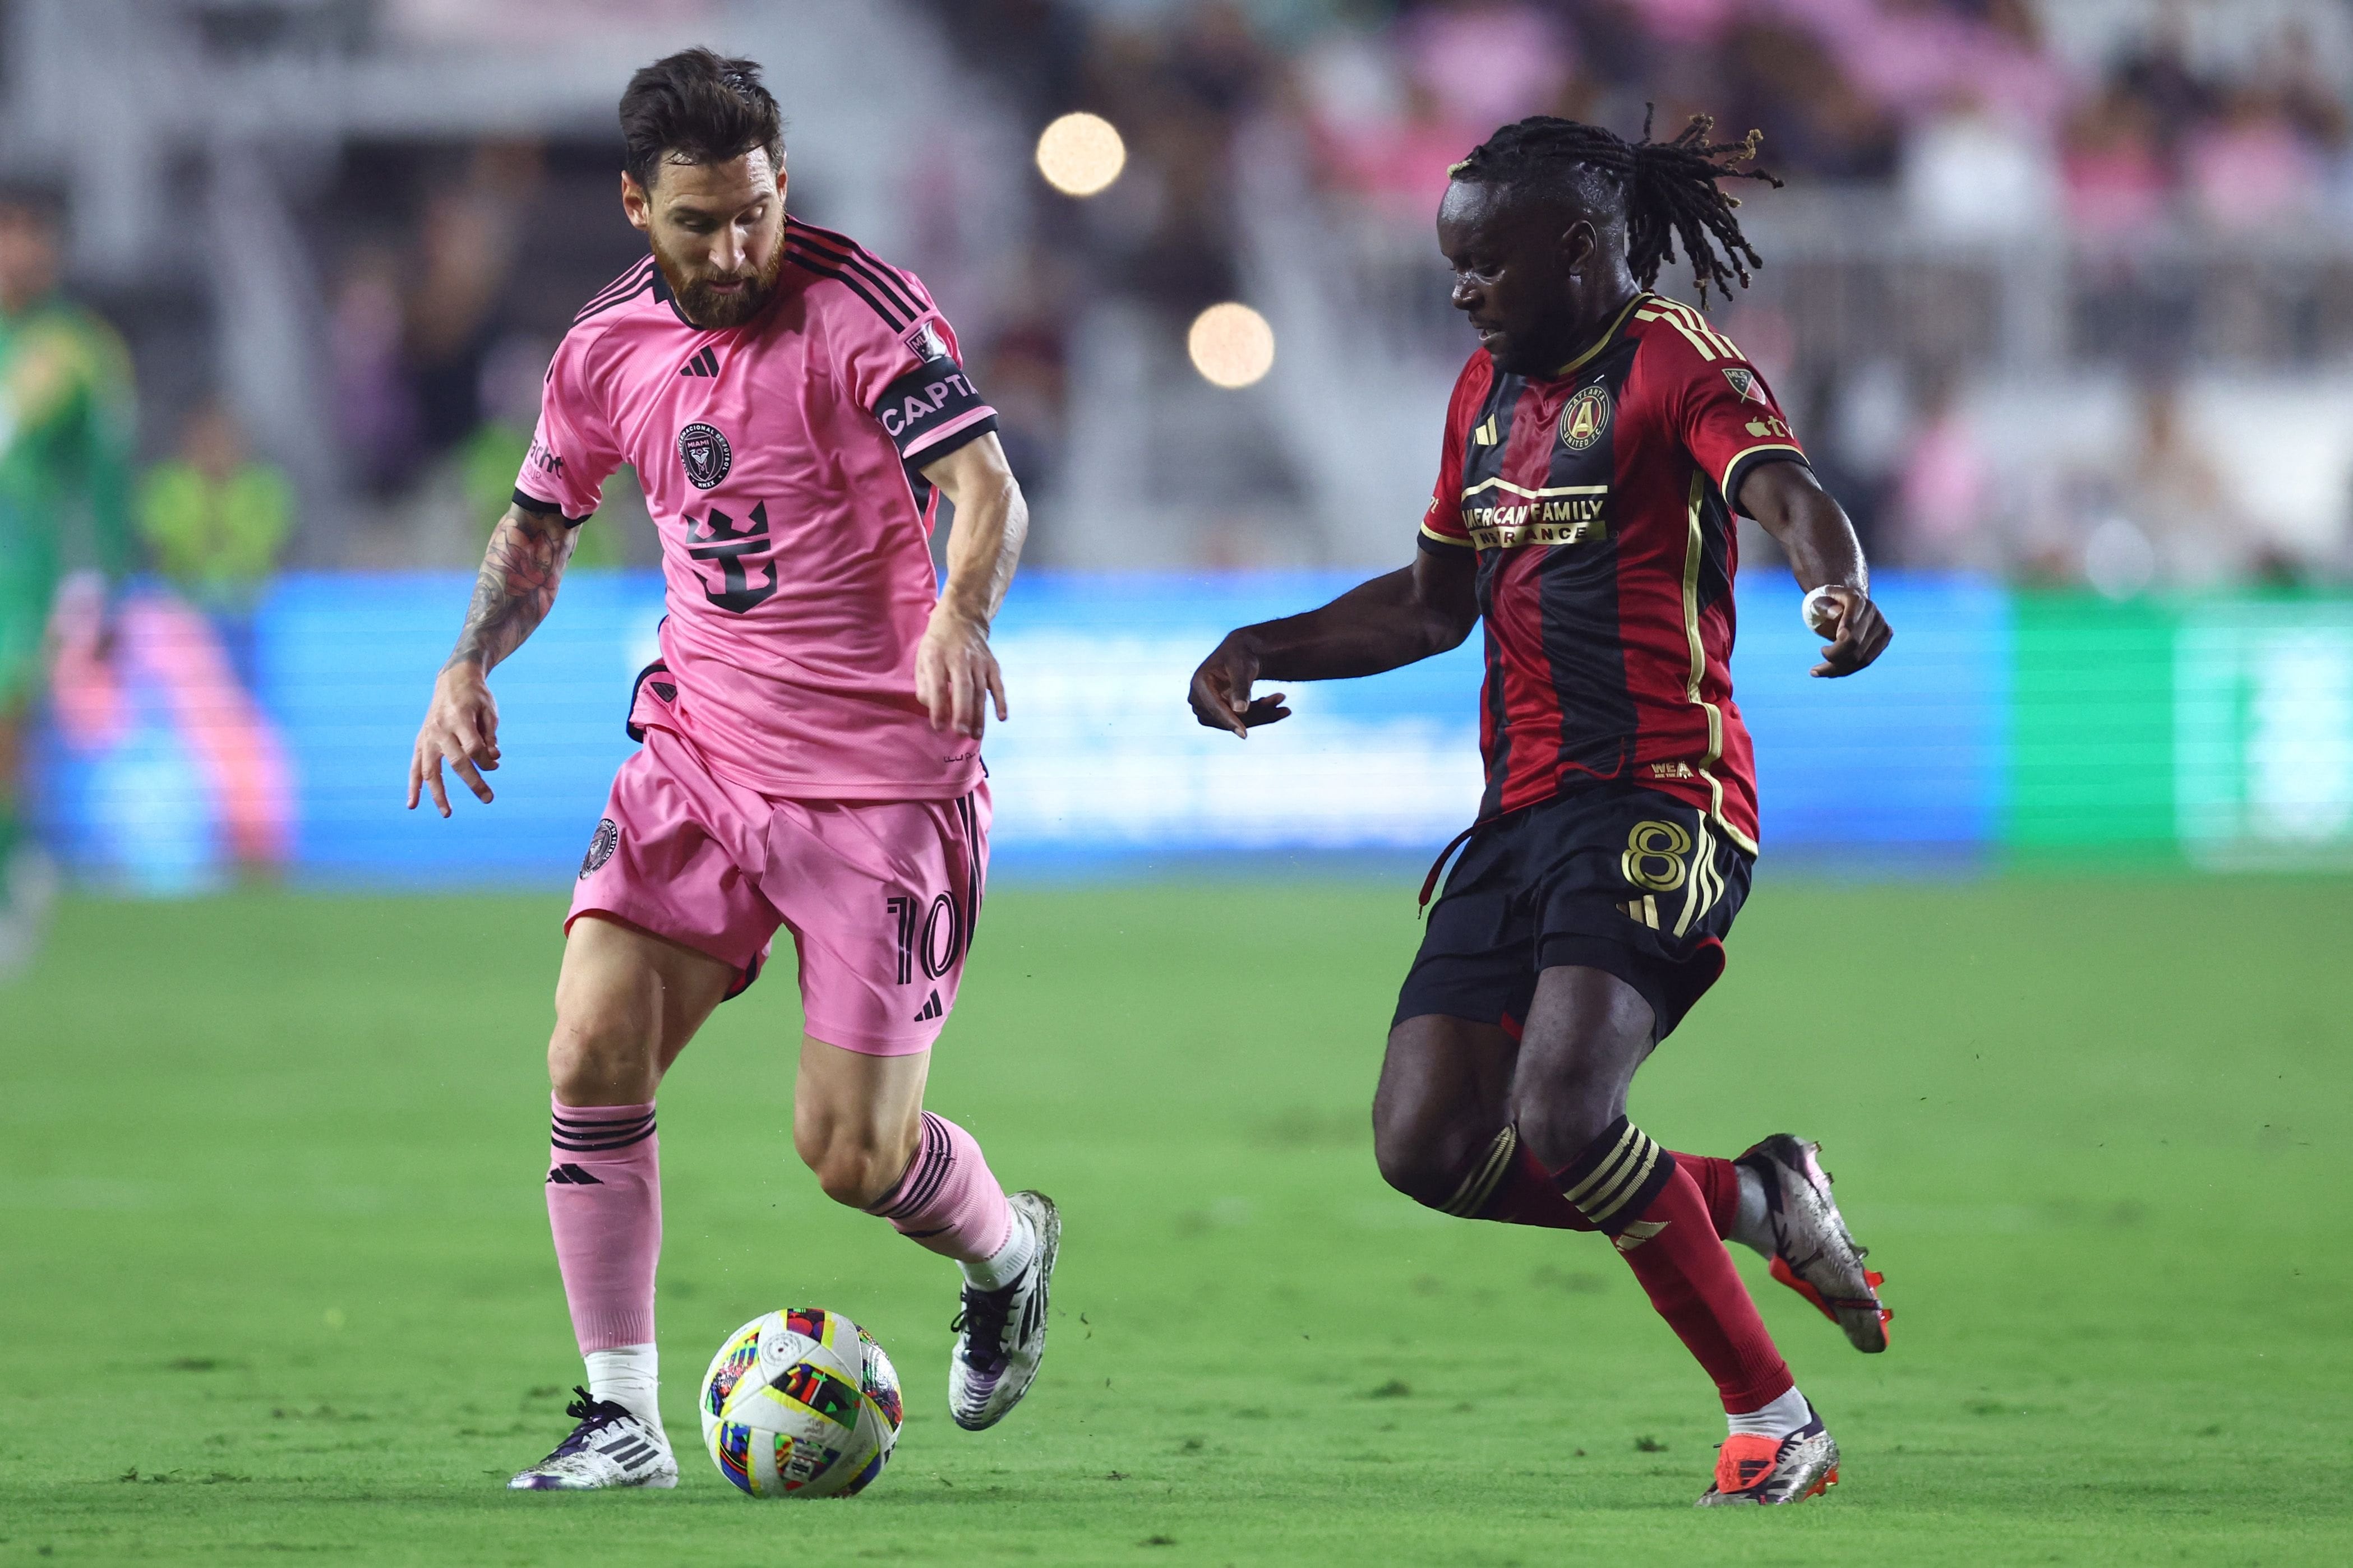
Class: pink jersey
515,219,999,801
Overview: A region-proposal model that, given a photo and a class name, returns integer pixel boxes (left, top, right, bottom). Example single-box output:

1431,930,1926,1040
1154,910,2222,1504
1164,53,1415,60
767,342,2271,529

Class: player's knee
546,1009,658,1105
794,1127,910,1211
1510,1084,1621,1170
1371,1116,1466,1210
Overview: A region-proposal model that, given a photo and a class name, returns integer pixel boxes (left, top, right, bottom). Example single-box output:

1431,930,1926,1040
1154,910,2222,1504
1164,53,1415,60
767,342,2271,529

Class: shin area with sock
546,1099,662,1355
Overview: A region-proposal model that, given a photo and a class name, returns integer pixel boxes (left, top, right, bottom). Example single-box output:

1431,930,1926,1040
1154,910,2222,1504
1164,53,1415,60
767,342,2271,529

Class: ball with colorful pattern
698,1307,903,1498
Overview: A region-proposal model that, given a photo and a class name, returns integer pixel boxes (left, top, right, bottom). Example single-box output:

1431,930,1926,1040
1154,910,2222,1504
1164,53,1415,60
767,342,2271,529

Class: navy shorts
1394,781,1754,1042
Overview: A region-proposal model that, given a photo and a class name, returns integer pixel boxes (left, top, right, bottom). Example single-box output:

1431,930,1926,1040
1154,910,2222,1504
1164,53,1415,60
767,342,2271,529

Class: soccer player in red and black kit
1190,115,1895,1506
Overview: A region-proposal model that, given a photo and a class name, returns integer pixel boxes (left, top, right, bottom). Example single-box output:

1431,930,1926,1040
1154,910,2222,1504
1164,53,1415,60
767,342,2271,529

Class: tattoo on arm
445,506,578,673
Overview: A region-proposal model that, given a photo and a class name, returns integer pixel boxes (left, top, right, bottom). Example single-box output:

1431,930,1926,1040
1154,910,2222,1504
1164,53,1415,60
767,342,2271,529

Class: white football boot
1738,1135,1890,1353
948,1190,1060,1431
506,1387,677,1491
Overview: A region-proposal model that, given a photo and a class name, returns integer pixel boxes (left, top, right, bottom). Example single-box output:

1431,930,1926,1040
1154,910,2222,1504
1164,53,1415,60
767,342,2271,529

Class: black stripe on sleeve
512,488,592,528
785,220,925,321
782,251,911,331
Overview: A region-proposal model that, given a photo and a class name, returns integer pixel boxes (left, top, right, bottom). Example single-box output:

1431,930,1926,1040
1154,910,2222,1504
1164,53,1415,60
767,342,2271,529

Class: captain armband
873,329,996,464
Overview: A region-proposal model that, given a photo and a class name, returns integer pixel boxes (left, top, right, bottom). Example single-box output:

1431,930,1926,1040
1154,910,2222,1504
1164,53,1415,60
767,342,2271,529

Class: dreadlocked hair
1447,109,1782,308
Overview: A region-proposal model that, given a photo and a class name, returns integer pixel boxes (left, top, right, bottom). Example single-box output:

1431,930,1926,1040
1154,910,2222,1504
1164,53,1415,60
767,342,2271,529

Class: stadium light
1187,303,1275,389
1035,113,1127,197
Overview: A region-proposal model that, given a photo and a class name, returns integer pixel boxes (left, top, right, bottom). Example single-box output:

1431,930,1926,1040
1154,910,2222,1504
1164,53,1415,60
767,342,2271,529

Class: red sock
1673,1152,1741,1239
1555,1121,1792,1414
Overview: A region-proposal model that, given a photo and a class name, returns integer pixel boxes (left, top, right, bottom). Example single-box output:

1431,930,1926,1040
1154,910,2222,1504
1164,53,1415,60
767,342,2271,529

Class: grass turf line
1,877,2347,1565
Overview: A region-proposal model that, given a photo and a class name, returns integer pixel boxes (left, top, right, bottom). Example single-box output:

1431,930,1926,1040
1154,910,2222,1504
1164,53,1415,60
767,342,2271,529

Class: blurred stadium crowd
938,0,2353,585
4,0,2351,609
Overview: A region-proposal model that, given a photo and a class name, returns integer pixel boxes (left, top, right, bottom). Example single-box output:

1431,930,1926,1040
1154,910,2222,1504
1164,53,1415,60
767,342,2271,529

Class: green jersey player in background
0,183,137,972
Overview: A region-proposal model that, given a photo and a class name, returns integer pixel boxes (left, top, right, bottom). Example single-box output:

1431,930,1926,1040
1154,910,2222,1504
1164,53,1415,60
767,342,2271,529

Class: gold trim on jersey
1550,294,1649,380
1680,471,1761,856
1420,520,1475,547
1461,476,1608,501
1636,295,1740,362
1718,442,1807,506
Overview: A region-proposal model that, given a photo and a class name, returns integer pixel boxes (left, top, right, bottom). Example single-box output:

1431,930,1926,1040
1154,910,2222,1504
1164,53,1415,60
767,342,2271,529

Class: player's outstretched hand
1810,588,1893,678
1188,632,1290,738
918,601,1007,741
407,662,502,816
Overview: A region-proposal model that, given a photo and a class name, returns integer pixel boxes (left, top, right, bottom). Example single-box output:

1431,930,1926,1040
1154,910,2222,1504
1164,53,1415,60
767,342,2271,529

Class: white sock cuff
1726,1385,1811,1439
584,1343,661,1427
959,1206,1037,1291
1731,1163,1773,1255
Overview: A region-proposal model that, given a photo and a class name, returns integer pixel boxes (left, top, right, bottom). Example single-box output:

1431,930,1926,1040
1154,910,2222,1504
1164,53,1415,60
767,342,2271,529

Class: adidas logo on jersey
546,1164,605,1186
913,989,943,1023
678,345,721,378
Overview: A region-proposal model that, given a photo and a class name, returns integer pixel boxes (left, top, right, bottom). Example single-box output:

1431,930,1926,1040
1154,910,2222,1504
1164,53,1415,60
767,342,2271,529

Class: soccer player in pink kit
404,51,1057,1491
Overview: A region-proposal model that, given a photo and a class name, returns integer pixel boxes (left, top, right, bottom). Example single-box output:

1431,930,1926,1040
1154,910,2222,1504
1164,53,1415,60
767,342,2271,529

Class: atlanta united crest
677,421,732,490
1559,384,1613,451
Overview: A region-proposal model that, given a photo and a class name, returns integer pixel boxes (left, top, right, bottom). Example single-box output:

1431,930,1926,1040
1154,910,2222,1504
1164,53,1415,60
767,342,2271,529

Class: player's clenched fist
407,663,502,816
916,601,1007,741
1188,631,1291,738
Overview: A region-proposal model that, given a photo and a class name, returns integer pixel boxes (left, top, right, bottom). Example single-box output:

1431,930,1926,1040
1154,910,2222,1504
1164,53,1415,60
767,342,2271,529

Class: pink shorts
568,724,989,1056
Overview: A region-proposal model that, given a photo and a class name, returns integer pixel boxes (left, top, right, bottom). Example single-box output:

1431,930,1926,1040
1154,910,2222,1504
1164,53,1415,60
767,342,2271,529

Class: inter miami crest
677,422,732,490
580,817,619,880
1559,384,1613,452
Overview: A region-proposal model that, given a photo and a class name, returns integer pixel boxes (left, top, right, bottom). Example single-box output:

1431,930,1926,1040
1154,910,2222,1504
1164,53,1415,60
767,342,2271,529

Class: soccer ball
698,1307,904,1498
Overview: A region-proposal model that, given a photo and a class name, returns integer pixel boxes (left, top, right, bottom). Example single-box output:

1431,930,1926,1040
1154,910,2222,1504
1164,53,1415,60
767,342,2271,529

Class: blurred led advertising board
42,572,2347,891
2173,602,2353,868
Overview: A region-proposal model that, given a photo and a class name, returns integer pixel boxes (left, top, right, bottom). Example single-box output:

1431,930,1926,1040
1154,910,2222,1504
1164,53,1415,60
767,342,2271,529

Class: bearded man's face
625,146,786,330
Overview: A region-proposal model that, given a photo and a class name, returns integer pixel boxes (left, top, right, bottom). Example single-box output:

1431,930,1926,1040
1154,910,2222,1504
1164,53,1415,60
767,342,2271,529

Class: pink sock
546,1098,661,1353
865,1112,1012,1265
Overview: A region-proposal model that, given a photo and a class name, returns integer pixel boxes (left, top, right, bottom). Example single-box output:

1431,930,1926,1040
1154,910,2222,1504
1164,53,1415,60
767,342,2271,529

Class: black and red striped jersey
1419,292,1810,850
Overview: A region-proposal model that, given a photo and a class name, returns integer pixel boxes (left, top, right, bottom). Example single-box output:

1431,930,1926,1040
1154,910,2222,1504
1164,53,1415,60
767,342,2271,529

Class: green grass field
3,875,2350,1565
